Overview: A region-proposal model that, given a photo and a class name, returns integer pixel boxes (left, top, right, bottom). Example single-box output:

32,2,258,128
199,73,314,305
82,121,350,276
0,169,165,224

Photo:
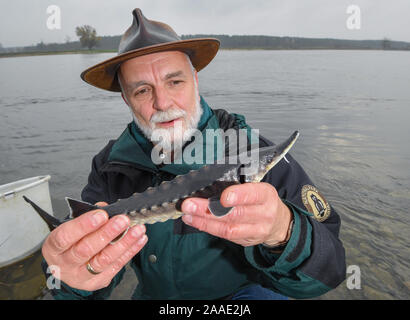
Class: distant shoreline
2,34,409,58
0,50,116,58
1,47,409,59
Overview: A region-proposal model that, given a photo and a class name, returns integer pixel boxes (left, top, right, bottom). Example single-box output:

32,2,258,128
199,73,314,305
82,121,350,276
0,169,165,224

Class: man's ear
117,69,129,106
121,92,129,106
194,70,199,99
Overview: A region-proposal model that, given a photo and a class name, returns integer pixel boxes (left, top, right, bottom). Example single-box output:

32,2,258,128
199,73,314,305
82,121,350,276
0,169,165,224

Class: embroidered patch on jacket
301,185,331,222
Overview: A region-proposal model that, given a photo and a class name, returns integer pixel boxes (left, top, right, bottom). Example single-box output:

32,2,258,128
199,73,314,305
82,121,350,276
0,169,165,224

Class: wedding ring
110,227,130,245
86,261,101,275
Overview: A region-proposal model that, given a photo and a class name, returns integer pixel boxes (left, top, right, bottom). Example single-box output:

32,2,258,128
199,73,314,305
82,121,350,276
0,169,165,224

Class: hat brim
80,38,220,92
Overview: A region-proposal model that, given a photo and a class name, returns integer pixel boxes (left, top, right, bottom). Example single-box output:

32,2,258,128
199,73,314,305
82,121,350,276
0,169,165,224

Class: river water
0,50,409,299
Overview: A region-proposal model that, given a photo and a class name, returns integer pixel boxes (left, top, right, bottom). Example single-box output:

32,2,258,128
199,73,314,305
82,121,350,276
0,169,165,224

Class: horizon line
3,33,409,49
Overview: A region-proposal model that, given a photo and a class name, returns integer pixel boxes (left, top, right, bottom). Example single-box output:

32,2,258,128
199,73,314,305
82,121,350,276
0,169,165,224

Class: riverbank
0,49,116,58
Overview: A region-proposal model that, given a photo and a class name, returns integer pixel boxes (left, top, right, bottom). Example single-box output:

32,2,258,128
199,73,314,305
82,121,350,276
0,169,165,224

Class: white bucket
0,175,53,268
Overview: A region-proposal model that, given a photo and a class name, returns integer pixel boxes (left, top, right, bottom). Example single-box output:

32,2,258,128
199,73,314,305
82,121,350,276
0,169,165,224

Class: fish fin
208,196,234,217
22,195,65,231
65,197,99,218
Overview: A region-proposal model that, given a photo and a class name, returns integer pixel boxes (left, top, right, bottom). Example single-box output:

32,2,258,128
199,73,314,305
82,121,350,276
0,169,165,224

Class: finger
95,201,108,206
102,233,148,280
183,215,262,242
181,197,210,216
221,204,270,224
182,198,268,224
62,214,131,266
182,198,272,224
74,230,146,292
88,224,146,273
44,209,108,255
220,182,277,207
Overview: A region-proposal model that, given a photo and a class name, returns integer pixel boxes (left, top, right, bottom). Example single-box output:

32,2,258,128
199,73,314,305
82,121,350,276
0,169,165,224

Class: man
41,8,346,300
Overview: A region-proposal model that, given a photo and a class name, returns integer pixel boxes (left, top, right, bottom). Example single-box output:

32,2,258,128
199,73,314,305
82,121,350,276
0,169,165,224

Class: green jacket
45,97,346,299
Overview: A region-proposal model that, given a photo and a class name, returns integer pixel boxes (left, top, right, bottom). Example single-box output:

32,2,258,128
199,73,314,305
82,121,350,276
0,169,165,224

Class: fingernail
130,225,144,238
91,211,107,227
138,235,147,245
113,216,129,231
183,214,192,225
185,201,197,214
226,192,237,205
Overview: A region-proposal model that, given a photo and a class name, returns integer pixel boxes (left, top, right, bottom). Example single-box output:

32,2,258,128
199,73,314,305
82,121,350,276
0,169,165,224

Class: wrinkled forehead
119,51,192,77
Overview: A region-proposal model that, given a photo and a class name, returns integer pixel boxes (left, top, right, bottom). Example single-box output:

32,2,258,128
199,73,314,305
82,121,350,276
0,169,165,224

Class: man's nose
153,86,172,111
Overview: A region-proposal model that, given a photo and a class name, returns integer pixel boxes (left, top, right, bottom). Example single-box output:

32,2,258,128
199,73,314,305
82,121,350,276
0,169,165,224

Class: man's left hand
181,182,293,247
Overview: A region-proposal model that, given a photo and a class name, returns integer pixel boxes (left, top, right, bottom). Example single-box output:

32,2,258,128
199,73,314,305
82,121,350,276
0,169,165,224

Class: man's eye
135,88,149,95
170,80,183,86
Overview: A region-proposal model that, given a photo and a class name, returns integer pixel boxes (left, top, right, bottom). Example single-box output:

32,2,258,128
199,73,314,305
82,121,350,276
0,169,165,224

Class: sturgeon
23,131,299,231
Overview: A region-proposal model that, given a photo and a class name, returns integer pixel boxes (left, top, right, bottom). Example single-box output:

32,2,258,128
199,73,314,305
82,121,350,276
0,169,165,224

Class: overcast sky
1,0,409,47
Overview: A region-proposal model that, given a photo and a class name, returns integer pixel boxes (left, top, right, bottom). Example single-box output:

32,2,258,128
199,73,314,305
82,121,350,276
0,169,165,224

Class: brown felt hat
80,8,220,92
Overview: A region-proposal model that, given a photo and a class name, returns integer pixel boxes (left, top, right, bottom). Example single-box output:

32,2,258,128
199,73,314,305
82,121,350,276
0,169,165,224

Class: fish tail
65,197,99,218
23,195,64,231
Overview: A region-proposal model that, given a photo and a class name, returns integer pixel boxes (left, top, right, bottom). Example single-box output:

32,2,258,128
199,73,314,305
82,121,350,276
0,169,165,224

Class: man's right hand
41,202,148,292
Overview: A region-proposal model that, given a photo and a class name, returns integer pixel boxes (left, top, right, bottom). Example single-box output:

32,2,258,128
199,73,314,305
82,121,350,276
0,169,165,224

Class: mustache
150,108,187,124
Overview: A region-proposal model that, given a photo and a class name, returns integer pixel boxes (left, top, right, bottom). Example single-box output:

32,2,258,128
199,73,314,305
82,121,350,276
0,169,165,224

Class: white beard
131,94,202,150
